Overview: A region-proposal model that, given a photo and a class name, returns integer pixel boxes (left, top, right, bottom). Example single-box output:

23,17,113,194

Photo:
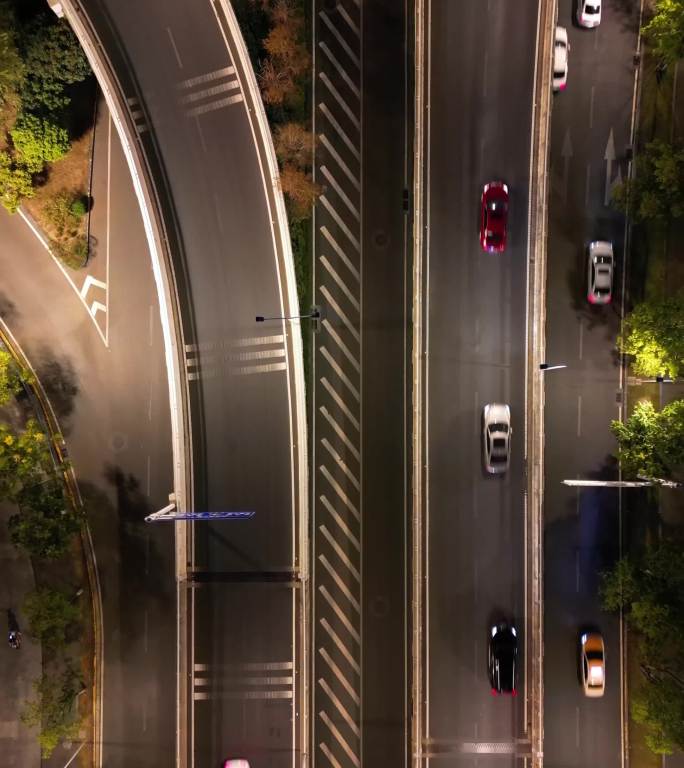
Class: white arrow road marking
79,274,107,300
604,128,616,206
89,301,106,319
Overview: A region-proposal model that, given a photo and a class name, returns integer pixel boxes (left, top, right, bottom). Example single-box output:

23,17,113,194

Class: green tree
611,140,684,221
618,294,684,378
601,539,684,754
0,347,33,406
0,149,34,212
611,400,684,479
0,3,24,105
23,587,79,650
10,112,69,172
643,0,684,67
21,666,83,758
9,482,80,559
20,17,91,112
0,419,52,500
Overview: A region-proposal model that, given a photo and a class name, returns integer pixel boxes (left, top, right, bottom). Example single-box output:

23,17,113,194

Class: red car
480,182,509,253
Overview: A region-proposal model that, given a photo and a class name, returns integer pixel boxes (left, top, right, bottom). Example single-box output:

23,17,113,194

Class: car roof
590,241,613,258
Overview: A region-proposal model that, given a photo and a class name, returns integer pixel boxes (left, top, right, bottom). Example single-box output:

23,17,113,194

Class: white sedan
483,403,511,474
553,26,569,92
577,0,601,28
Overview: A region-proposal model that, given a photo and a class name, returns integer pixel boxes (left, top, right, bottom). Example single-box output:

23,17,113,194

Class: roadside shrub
274,122,315,168
279,163,319,220
9,481,80,559
23,587,80,650
0,149,34,212
51,235,88,270
10,112,70,172
19,17,91,113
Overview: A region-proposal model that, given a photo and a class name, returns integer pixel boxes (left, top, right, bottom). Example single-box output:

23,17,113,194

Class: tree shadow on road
34,352,79,431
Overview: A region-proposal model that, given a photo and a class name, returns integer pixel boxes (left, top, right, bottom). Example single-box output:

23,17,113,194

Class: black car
488,622,518,695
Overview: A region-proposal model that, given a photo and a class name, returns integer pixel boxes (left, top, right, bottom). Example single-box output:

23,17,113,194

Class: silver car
587,241,614,305
577,0,601,28
483,403,511,474
553,26,569,92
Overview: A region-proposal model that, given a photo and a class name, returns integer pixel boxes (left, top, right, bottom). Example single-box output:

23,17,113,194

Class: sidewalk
0,499,41,767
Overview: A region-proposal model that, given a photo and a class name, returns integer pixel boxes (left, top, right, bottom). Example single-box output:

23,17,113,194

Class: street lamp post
256,307,321,323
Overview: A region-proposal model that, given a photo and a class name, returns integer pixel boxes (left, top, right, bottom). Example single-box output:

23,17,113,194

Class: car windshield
586,4,599,12
488,202,506,216
554,69,565,78
493,438,506,449
586,650,604,661
490,423,508,432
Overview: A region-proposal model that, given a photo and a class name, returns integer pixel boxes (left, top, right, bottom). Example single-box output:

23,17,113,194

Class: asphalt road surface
422,0,539,763
0,99,176,767
544,1,641,766
78,2,303,764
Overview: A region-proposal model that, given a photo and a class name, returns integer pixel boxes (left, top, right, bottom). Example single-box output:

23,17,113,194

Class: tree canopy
643,0,684,67
611,400,684,479
601,539,684,754
612,140,684,222
618,294,684,379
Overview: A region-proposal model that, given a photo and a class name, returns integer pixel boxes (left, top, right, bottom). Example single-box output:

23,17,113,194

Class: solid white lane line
320,376,360,430
320,226,360,281
320,525,361,581
320,347,360,401
318,554,361,611
320,406,361,461
319,465,360,521
320,285,360,343
319,72,361,130
318,584,361,640
320,617,361,675
319,104,361,162
318,677,361,737
319,134,360,190
320,256,361,312
320,165,360,220
321,437,360,490
319,12,361,68
166,27,184,68
319,42,361,100
577,395,582,437
320,496,361,551
320,196,361,251
322,319,361,374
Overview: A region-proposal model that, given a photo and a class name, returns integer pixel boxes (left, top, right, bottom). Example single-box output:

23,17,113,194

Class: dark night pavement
544,1,641,766
423,0,538,761
0,98,176,766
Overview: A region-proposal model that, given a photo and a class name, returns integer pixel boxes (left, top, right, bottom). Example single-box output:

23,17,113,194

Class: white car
577,0,601,28
483,403,511,474
553,26,569,92
587,241,614,304
580,632,605,697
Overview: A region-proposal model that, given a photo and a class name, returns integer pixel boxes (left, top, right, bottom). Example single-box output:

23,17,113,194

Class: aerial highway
544,1,641,765
69,0,307,764
418,0,540,763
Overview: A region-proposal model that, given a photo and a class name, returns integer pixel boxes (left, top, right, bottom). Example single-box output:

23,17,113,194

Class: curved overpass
57,1,308,765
